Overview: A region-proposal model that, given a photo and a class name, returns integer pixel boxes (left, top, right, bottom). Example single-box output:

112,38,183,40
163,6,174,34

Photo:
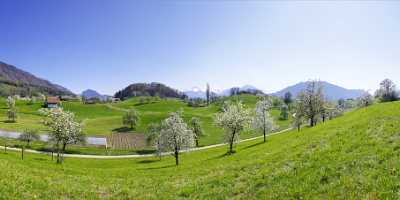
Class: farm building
45,96,60,108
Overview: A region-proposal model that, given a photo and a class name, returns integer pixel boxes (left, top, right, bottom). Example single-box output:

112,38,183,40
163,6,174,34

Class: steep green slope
0,102,399,199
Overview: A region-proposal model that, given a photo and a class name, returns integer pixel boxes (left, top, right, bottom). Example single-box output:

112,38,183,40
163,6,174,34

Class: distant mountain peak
272,81,365,100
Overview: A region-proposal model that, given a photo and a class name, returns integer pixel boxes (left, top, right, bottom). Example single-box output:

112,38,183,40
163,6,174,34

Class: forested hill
0,61,74,96
114,82,187,100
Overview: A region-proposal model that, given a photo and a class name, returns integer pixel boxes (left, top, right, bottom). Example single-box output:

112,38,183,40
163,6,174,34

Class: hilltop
272,81,365,100
0,101,399,199
114,82,186,100
0,61,74,96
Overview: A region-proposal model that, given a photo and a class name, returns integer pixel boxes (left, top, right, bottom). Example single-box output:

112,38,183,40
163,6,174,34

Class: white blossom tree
297,81,325,127
215,101,251,153
190,117,204,147
252,99,275,142
358,92,374,107
292,102,305,132
158,112,195,165
40,108,86,163
6,96,17,122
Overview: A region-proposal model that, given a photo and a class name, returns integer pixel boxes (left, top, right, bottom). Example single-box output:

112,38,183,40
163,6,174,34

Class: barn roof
47,96,60,104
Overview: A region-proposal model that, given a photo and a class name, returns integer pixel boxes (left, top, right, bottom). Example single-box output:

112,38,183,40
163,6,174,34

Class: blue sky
1,1,399,95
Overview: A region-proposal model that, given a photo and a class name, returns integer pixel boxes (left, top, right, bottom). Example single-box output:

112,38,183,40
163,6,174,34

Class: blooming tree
292,104,305,132
158,112,194,165
358,92,374,107
215,101,251,153
253,99,275,143
297,81,325,126
190,117,205,147
40,108,85,163
6,96,17,122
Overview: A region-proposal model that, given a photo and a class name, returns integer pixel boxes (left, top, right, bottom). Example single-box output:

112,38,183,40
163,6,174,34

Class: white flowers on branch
252,99,275,142
39,108,85,163
215,101,251,153
6,96,17,122
157,112,195,165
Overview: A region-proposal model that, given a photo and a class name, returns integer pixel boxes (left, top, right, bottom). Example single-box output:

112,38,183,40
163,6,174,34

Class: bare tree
375,79,397,102
19,129,40,160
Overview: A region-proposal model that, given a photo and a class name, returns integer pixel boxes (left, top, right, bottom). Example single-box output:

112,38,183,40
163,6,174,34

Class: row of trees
145,97,276,165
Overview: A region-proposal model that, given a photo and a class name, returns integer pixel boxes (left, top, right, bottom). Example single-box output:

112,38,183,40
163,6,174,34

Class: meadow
0,101,399,199
0,95,292,147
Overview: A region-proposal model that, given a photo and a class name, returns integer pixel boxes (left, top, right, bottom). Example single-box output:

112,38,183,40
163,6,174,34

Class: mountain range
271,81,365,100
0,61,73,97
81,89,111,101
0,60,366,101
184,85,264,99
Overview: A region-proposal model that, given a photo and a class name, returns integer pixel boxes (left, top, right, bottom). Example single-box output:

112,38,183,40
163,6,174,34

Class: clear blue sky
1,1,399,95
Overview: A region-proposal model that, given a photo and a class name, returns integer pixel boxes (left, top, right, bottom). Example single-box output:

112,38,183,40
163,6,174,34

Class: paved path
0,128,292,159
0,129,107,146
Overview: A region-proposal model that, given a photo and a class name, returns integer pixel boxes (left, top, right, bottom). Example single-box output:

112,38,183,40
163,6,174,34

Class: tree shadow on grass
1,120,16,123
112,127,133,133
241,141,265,150
136,164,176,170
136,159,160,164
206,151,236,161
33,158,47,162
135,149,156,155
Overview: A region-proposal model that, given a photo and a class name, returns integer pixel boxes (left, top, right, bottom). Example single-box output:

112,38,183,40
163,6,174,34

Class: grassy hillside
0,95,291,146
0,102,399,199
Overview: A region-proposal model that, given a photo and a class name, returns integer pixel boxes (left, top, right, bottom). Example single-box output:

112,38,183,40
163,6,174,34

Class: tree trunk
56,142,61,164
297,124,301,132
322,115,326,123
310,117,314,127
61,143,67,163
21,146,24,160
195,139,199,147
4,141,6,153
229,130,236,153
174,147,179,166
263,128,266,143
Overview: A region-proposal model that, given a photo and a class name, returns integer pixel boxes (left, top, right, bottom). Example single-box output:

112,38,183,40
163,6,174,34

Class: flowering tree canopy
252,99,275,142
158,112,194,165
6,96,17,122
40,108,85,163
215,101,251,153
190,117,204,147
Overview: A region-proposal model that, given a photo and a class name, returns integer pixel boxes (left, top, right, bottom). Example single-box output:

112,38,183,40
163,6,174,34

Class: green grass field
0,95,292,147
0,101,399,199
